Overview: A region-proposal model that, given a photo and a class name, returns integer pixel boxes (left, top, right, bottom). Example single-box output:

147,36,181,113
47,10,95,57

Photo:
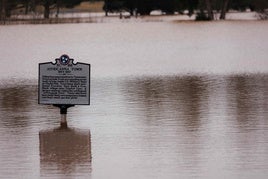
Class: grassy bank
0,1,105,25
74,1,104,12
10,1,104,14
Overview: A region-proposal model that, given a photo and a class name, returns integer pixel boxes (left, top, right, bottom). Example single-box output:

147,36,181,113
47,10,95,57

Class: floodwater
0,20,268,179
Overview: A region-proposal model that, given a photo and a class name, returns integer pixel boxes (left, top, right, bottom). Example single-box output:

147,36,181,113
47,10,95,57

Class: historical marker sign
39,55,90,105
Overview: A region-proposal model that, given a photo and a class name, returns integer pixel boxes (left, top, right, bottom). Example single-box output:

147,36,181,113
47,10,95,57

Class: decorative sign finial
59,55,70,65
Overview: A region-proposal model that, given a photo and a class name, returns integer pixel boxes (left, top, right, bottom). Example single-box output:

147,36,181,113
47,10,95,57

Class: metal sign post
39,55,90,128
53,104,75,128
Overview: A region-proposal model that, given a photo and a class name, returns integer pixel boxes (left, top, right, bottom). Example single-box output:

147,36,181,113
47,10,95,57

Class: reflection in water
120,75,268,178
227,75,268,123
0,75,268,179
39,128,92,178
0,85,36,128
225,75,268,172
120,76,212,176
167,76,209,130
121,76,210,131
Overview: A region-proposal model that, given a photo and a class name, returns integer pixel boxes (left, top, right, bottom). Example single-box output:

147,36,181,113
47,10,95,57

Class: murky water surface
0,21,268,179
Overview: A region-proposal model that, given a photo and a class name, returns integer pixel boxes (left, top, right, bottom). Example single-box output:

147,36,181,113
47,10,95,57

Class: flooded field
0,20,268,179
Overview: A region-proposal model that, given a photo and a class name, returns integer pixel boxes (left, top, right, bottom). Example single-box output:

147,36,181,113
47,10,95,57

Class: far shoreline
0,11,265,25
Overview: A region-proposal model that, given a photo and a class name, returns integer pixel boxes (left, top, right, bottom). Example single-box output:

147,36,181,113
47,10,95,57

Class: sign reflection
39,128,92,178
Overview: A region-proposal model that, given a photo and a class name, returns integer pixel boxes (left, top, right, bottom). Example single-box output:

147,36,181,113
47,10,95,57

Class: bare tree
43,0,51,19
220,0,229,19
205,0,214,20
0,0,5,20
202,0,230,20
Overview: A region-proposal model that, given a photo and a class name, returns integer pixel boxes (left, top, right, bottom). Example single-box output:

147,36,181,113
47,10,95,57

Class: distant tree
35,0,83,19
21,0,30,14
204,0,214,20
219,0,229,19
250,0,268,19
250,0,268,11
103,0,125,16
218,0,268,19
158,0,177,14
36,0,55,19
135,0,153,15
135,0,178,15
0,0,4,19
55,0,83,17
124,0,135,15
196,0,231,20
0,0,18,19
104,0,182,16
187,0,199,16
0,0,5,20
229,0,251,11
27,0,38,14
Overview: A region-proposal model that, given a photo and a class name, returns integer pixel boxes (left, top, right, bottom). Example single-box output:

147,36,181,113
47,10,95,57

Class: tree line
0,0,84,20
104,0,268,20
1,0,268,21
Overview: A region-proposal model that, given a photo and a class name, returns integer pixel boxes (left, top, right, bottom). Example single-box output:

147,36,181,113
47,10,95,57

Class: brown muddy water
0,21,268,179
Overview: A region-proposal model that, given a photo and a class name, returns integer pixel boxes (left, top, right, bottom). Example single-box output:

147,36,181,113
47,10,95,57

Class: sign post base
53,105,75,129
